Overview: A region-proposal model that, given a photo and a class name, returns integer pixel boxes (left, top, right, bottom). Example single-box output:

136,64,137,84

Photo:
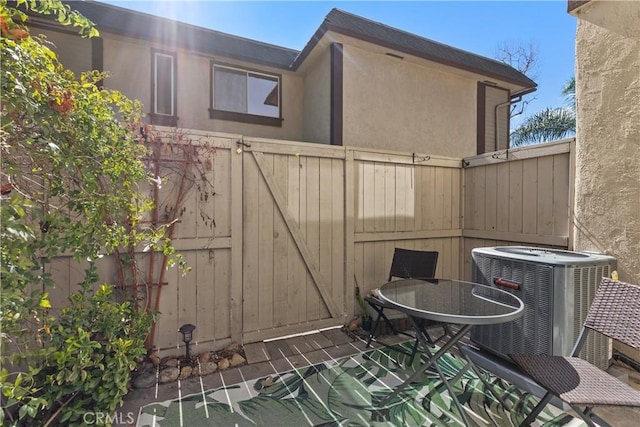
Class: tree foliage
510,107,575,147
510,77,576,147
1,1,174,424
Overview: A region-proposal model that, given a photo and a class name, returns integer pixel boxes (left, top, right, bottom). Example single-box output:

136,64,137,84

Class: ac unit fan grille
471,255,553,357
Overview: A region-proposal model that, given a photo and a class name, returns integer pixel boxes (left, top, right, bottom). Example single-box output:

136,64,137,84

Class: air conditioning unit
471,246,616,369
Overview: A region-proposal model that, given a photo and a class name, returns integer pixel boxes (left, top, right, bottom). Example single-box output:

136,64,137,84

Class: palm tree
510,77,575,147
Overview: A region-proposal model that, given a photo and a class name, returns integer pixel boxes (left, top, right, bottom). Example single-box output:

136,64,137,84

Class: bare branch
494,40,540,80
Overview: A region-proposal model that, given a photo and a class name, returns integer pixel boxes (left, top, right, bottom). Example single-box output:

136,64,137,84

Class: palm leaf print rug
138,342,579,426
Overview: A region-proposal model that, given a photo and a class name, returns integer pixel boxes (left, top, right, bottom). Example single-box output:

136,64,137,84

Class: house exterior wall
103,35,306,141
484,86,510,152
33,27,306,141
302,50,331,144
32,26,92,76
101,35,150,111
33,16,523,156
340,43,478,158
571,1,640,360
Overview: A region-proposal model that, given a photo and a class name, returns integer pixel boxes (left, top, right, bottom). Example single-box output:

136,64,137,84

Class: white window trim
154,52,175,116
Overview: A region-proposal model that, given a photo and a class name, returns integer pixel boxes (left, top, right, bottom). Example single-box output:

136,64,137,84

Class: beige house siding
302,49,332,144
31,14,531,156
483,85,510,152
103,35,307,141
341,43,478,157
32,27,307,141
31,26,92,76
102,36,151,112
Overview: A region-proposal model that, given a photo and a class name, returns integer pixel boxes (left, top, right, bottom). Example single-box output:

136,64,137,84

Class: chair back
388,248,438,281
584,278,640,350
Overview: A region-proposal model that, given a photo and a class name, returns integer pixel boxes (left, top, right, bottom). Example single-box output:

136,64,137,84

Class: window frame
210,61,283,127
149,49,178,126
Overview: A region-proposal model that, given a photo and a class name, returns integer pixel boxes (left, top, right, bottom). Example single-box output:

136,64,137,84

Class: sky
98,0,577,127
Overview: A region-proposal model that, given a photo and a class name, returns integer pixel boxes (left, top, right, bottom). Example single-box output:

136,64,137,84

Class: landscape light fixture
178,323,196,361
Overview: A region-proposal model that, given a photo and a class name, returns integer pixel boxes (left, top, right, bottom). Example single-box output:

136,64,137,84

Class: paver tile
321,328,353,346
243,341,270,364
264,339,295,359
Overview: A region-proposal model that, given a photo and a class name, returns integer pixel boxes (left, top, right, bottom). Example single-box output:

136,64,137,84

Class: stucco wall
302,50,331,144
32,27,92,77
102,35,305,141
102,36,150,111
572,4,640,286
573,1,640,362
341,44,477,158
32,24,307,140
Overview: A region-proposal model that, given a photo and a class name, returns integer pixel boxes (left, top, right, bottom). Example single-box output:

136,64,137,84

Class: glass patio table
376,278,524,426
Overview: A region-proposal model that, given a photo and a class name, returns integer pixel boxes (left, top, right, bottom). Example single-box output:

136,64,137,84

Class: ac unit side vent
574,265,611,367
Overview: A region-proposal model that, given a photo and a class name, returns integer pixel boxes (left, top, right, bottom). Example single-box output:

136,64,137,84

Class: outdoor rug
137,342,580,426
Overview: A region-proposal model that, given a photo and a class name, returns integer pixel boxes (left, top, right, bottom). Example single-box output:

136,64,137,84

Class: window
210,63,282,126
150,50,177,126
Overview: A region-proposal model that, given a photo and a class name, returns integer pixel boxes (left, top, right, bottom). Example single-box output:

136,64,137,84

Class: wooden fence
461,139,574,277
46,130,574,356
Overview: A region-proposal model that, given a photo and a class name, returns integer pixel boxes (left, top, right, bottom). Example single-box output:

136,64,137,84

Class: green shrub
34,279,154,425
0,1,170,424
3,270,155,425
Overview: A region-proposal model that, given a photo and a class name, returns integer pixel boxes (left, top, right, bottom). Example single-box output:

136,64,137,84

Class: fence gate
240,139,347,343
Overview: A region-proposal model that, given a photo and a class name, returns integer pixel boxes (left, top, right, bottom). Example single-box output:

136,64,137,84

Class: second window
211,63,281,124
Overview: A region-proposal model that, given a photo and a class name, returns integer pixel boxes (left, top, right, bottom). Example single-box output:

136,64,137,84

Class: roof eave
64,1,298,70
291,21,329,70
293,23,536,90
567,0,592,14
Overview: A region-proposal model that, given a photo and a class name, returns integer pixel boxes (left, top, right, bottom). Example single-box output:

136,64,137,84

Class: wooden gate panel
272,154,290,329
176,250,197,344
241,141,346,341
305,156,322,321
286,155,306,325
257,153,275,329
329,158,346,308
242,148,261,333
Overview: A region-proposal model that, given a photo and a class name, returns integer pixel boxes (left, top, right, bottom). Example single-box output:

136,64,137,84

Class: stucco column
572,13,640,282
572,3,640,358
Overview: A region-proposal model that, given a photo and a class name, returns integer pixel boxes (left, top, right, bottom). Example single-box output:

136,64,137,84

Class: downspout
495,99,516,151
494,86,537,151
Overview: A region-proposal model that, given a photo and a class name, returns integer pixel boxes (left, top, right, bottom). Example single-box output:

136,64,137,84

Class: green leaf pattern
138,342,579,426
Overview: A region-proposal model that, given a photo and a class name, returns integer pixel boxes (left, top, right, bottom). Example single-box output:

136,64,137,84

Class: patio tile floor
122,326,640,426
122,327,378,425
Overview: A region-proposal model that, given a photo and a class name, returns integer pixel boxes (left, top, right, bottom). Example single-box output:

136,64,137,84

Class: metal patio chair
510,278,640,427
364,248,441,362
